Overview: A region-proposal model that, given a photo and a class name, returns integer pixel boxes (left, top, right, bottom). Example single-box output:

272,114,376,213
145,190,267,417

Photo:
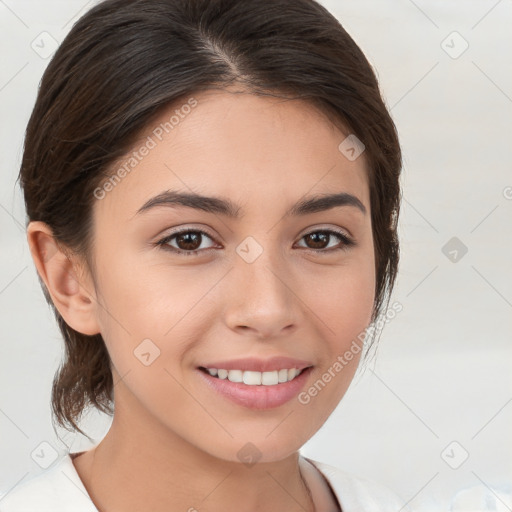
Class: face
86,88,375,463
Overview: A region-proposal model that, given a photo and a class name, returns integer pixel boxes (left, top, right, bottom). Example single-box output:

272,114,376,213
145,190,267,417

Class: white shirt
0,453,409,511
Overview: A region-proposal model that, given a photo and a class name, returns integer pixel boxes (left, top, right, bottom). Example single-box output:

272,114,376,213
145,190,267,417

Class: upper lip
199,356,313,373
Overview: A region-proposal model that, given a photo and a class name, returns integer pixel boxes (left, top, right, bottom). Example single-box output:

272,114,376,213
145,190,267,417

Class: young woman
2,0,406,510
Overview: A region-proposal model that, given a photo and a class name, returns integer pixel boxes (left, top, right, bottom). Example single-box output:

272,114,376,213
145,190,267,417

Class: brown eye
175,231,202,251
304,231,330,249
297,229,355,253
157,229,217,256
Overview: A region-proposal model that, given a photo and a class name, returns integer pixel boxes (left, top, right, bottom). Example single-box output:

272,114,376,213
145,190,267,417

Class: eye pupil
177,232,202,250
305,231,329,249
161,228,351,256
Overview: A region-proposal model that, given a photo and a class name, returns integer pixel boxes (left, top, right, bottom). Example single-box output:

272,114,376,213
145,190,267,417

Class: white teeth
228,369,243,383
261,371,278,386
278,368,288,383
204,367,305,385
243,371,262,385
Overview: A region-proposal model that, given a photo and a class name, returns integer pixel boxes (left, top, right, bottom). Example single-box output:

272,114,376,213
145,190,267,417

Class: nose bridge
225,235,298,336
237,235,289,297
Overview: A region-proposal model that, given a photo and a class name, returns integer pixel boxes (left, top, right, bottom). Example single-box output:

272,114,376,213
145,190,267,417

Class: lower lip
197,367,313,410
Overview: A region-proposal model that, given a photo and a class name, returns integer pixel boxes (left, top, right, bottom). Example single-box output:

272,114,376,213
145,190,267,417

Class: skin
27,88,376,512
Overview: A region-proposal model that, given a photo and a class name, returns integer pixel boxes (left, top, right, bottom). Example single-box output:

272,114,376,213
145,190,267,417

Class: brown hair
18,0,402,439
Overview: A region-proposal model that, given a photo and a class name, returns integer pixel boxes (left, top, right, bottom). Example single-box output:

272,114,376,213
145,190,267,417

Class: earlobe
26,221,101,336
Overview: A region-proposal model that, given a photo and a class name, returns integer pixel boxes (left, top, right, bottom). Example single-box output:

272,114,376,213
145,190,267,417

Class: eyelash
155,228,356,257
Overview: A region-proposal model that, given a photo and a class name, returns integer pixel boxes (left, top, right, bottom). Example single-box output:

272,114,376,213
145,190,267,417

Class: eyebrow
135,190,367,218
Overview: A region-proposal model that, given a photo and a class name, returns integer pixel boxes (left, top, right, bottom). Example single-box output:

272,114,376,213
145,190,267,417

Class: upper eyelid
162,223,352,236
159,226,353,247
161,226,217,242
299,225,352,239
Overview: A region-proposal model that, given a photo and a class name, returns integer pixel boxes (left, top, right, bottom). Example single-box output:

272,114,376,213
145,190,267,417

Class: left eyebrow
135,190,367,218
289,192,367,216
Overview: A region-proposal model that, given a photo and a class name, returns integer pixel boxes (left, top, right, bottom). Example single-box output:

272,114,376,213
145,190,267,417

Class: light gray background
1,1,511,510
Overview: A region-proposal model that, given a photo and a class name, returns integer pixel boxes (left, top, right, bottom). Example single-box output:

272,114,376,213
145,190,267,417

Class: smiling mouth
198,366,310,386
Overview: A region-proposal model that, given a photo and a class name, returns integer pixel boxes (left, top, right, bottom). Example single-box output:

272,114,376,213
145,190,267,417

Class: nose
223,244,300,339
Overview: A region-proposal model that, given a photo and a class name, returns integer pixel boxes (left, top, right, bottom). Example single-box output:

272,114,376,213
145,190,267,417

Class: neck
73,400,315,512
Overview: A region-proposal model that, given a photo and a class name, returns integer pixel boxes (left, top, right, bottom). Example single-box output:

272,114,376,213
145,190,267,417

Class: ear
26,221,101,336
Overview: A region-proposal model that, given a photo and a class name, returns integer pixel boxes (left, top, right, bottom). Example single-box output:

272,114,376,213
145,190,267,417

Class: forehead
95,88,370,222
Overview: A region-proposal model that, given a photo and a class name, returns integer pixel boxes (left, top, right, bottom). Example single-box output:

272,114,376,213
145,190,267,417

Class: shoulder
0,454,97,512
304,456,412,512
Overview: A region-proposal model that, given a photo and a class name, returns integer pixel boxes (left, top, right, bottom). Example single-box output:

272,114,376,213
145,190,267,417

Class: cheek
293,263,374,428
92,259,221,396
91,263,197,419
94,254,215,338
329,275,374,343
304,258,376,344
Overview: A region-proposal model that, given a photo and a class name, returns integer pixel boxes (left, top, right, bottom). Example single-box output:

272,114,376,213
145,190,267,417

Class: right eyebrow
135,190,366,218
